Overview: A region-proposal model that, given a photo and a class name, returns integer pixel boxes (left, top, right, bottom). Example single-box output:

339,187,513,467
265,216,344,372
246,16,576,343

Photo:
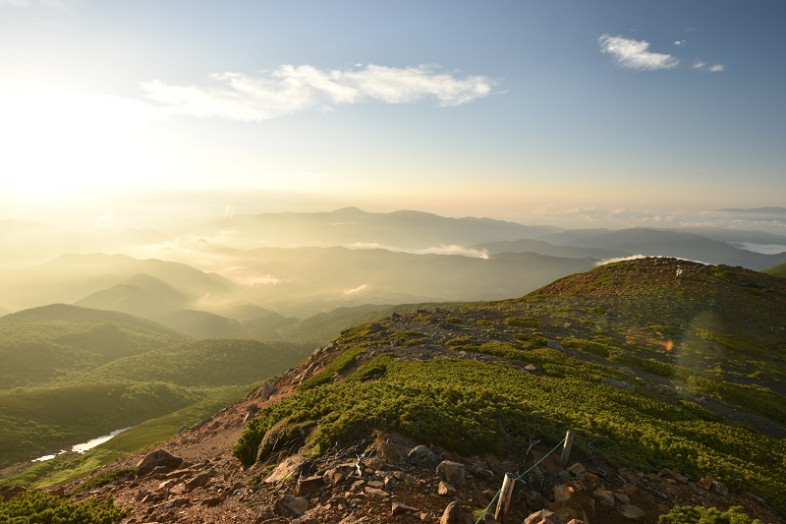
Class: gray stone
436,460,466,485
136,450,183,476
408,444,441,467
619,504,646,521
277,494,309,517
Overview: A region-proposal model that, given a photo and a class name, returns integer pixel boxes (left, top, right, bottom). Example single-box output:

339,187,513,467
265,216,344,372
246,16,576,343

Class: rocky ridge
42,335,783,524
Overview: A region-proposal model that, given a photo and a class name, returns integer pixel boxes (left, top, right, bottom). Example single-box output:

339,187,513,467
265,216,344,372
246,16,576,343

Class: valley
1,210,785,523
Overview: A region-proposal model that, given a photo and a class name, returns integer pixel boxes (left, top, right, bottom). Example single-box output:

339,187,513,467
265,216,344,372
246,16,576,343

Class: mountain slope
207,207,557,249
75,274,190,318
232,257,785,516
7,258,785,523
0,254,238,312
0,304,186,388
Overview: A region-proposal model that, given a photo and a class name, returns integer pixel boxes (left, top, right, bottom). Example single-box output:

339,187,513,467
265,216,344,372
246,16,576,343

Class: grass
235,258,786,514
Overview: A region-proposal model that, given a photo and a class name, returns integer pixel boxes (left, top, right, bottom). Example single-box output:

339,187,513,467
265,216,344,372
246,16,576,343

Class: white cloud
344,284,369,295
598,34,679,71
674,40,686,47
347,242,489,259
693,60,725,73
140,64,494,121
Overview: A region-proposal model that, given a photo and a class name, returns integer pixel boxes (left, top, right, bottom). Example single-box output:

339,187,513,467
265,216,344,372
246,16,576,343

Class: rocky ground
40,339,782,524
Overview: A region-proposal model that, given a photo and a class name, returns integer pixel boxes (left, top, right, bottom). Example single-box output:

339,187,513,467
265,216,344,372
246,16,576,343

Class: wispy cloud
693,59,725,73
598,34,679,71
140,64,494,121
347,242,489,259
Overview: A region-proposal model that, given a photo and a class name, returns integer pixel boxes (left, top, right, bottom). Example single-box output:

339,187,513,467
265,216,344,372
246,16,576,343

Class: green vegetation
658,505,763,523
0,304,185,389
2,384,249,488
236,258,786,514
72,468,135,494
0,305,316,479
764,262,786,279
0,491,127,523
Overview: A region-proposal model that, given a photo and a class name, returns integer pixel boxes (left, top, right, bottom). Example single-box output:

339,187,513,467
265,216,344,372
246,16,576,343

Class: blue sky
1,0,785,229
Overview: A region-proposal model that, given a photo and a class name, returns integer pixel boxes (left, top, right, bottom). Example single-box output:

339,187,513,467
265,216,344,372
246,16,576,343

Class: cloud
347,242,489,259
674,40,686,47
140,64,494,121
344,284,369,295
693,60,725,73
598,34,679,71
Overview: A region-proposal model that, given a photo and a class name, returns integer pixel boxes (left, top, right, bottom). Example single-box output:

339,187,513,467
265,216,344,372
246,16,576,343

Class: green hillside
0,304,186,388
765,262,786,278
0,382,200,467
0,307,316,472
80,338,314,387
235,257,786,513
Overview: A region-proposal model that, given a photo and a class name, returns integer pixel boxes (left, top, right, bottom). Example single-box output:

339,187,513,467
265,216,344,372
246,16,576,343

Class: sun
0,89,160,196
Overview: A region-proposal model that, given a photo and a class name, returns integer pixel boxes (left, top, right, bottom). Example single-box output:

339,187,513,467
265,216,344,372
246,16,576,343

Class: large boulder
408,444,441,467
136,449,183,476
436,460,466,485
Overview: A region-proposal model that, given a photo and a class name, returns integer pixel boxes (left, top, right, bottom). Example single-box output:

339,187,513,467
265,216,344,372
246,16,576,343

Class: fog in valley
3,190,786,329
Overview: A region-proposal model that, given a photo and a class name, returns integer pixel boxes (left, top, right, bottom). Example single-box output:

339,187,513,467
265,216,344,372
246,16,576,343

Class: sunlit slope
0,304,186,389
765,262,786,278
236,257,786,512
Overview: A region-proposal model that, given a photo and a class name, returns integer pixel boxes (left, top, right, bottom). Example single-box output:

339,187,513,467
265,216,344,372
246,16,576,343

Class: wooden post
494,473,516,522
559,430,574,467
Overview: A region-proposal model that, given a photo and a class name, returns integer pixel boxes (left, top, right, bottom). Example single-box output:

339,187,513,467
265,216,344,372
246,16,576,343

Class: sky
1,0,785,230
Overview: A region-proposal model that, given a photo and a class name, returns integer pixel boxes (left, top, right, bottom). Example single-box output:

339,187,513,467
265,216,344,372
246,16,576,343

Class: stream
32,427,131,462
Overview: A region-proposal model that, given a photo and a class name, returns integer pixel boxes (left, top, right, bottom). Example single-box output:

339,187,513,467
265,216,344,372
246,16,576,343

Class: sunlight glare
0,90,161,195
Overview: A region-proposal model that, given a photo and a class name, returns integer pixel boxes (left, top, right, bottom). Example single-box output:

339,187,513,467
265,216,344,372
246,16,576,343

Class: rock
408,444,441,467
524,490,548,511
558,470,572,483
593,487,615,508
712,481,729,496
438,480,455,496
294,475,325,497
621,483,640,499
697,478,712,490
392,502,417,516
364,486,388,498
259,380,278,400
523,508,562,524
277,494,309,517
614,492,630,505
566,463,585,476
439,500,473,524
565,520,588,524
582,472,600,489
524,363,538,372
660,468,688,483
136,450,183,476
185,472,213,491
618,504,646,521
265,455,313,484
554,484,573,502
436,460,466,485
